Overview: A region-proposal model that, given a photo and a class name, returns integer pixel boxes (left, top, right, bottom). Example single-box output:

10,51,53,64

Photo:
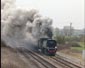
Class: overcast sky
15,0,84,29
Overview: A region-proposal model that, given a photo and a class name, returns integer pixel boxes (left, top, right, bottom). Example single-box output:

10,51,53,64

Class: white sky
15,0,84,29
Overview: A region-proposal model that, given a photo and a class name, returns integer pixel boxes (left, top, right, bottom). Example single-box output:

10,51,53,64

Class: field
71,42,85,52
58,42,85,62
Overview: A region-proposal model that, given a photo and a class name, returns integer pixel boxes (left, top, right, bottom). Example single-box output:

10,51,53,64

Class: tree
53,27,60,37
55,35,65,44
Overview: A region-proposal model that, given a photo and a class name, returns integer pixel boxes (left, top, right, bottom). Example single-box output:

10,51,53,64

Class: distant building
53,27,84,37
63,26,74,36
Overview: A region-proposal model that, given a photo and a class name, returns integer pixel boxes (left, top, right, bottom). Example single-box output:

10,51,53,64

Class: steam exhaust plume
1,0,53,48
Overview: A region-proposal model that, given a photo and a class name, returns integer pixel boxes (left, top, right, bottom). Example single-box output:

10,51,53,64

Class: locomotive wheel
42,48,45,53
44,49,48,55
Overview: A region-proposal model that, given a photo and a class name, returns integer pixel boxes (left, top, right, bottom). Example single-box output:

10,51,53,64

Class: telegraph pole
70,22,72,42
70,22,72,36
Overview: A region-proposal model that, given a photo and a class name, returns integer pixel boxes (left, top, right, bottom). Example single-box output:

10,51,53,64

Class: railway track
43,54,82,68
17,48,58,68
28,51,57,68
52,56,82,68
16,48,82,68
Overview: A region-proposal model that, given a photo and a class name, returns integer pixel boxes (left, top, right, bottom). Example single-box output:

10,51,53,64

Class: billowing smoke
32,16,53,40
1,0,53,48
2,9,38,39
1,0,16,33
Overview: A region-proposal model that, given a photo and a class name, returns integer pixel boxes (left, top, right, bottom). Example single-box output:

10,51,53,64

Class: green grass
79,42,85,48
71,47,85,51
71,42,85,51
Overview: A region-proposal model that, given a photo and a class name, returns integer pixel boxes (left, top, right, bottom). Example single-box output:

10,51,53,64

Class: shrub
69,42,81,47
55,36,65,44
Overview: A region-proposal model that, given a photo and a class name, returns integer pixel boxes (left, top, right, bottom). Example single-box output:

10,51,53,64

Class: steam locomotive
38,38,57,56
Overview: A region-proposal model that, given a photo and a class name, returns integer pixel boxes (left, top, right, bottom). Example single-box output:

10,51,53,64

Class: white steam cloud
1,0,53,48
